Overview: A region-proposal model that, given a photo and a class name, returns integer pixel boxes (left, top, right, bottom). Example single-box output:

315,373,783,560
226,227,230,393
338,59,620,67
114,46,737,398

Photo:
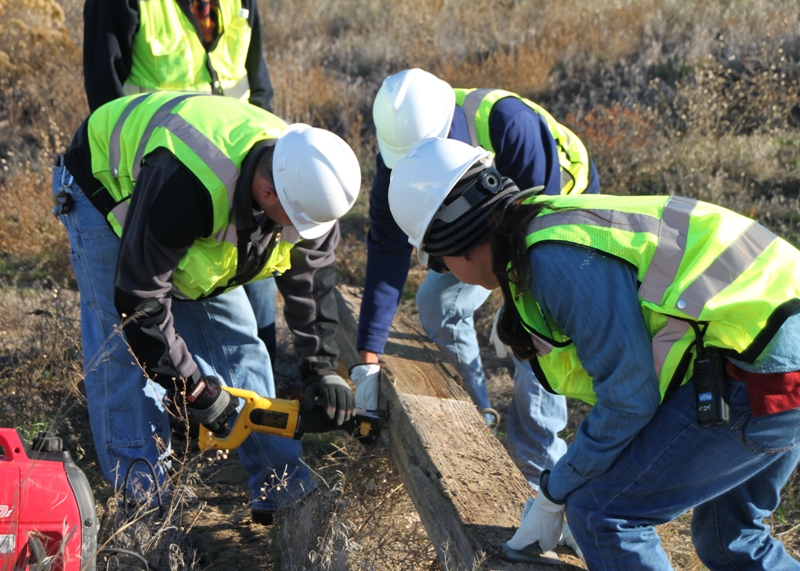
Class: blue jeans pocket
731,407,800,454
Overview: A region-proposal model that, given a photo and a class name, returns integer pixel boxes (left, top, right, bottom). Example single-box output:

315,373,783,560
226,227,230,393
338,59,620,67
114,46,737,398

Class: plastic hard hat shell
388,138,491,264
273,124,361,239
373,69,456,169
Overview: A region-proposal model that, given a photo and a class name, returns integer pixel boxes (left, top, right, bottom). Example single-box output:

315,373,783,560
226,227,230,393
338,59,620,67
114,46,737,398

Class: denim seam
707,498,741,571
730,411,797,454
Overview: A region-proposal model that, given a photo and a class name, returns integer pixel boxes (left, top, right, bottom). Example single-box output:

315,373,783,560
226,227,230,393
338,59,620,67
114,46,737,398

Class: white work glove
505,471,565,552
349,363,380,411
489,303,510,358
559,523,585,563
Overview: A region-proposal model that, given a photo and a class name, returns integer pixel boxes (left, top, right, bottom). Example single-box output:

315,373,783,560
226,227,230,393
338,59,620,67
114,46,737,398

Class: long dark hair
489,198,549,360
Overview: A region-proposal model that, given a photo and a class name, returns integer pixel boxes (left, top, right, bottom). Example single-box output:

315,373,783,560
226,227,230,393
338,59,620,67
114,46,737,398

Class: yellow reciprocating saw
198,387,382,451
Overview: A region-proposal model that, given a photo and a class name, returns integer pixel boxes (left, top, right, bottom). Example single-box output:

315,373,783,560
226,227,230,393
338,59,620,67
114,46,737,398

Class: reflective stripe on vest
107,93,238,229
86,92,292,299
679,221,777,318
528,196,779,318
510,194,800,404
110,93,196,180
109,93,151,178
455,88,590,194
133,112,239,200
460,88,490,149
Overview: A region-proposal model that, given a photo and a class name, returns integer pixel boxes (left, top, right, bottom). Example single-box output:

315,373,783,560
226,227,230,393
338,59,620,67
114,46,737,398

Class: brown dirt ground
3,285,797,570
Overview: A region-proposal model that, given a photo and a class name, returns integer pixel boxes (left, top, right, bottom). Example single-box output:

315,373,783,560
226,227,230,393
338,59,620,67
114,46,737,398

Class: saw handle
198,387,300,451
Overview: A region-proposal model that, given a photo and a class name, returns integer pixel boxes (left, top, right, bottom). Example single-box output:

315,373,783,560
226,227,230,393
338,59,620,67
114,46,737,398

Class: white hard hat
273,124,361,239
373,69,455,169
388,137,492,264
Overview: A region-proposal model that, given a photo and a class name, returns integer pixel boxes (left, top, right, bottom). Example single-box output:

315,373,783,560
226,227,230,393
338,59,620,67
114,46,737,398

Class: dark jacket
65,125,340,387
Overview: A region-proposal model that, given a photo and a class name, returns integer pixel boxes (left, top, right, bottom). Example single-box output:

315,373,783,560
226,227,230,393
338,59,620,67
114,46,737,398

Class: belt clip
52,154,75,218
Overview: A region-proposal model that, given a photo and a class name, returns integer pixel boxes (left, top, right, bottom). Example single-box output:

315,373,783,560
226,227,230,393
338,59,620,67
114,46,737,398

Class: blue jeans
244,279,277,365
54,169,313,510
566,377,800,570
416,270,567,489
506,356,568,490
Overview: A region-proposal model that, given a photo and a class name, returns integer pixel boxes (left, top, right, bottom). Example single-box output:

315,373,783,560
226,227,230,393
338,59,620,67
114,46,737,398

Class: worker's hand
558,523,585,564
302,371,355,426
184,375,240,436
349,363,380,411
504,471,565,552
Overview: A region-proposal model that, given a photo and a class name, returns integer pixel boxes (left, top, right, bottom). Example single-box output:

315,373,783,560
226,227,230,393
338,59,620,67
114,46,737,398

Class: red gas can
0,429,96,571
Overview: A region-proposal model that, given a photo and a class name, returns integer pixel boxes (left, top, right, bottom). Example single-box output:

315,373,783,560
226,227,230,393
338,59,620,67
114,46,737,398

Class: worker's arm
113,148,213,388
275,223,355,422
489,97,563,195
490,97,601,196
112,152,238,430
528,243,662,501
274,223,340,373
356,155,415,361
83,0,139,111
242,0,274,112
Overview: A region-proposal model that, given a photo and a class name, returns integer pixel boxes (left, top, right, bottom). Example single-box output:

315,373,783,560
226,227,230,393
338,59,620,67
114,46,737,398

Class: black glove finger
334,386,353,425
207,418,228,437
196,394,239,436
333,385,356,426
323,383,339,422
344,386,355,420
334,389,346,426
302,384,318,412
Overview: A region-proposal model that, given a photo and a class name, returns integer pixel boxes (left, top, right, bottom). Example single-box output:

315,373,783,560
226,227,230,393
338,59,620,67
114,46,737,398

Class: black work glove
183,375,239,436
302,370,355,426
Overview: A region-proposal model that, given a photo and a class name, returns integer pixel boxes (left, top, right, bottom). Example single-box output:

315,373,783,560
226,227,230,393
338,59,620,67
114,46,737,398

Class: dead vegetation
1,0,799,569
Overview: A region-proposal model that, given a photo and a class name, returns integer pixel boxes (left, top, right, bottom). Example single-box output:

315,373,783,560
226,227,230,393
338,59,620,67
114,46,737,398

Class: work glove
302,370,355,426
489,303,510,358
504,471,565,552
349,363,380,411
558,523,585,564
182,375,239,436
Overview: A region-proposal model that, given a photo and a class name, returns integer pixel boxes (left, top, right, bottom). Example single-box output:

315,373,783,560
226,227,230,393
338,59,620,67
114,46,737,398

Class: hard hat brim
289,217,335,240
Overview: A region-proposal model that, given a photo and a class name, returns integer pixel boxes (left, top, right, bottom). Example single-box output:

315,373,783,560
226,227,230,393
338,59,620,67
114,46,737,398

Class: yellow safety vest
85,92,296,300
509,194,800,404
454,88,591,194
125,0,252,100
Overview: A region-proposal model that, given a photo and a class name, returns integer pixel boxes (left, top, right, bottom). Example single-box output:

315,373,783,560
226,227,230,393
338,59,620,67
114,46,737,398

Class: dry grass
1,0,800,568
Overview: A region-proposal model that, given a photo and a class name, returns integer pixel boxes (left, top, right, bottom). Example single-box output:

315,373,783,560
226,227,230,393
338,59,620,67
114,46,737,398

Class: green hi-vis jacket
454,88,591,194
85,91,294,300
509,194,800,405
125,0,252,100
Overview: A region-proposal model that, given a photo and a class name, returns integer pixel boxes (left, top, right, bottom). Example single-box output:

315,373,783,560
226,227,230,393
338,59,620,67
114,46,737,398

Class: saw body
198,387,381,451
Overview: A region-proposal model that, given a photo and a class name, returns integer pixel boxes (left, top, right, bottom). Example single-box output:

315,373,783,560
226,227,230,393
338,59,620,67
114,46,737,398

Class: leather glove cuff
185,375,230,425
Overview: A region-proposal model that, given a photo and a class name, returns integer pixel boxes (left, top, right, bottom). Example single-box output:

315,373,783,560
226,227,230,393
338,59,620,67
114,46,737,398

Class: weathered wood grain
336,286,586,570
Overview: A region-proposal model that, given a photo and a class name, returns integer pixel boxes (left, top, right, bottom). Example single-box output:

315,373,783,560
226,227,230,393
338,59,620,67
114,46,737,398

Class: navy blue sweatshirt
357,96,600,355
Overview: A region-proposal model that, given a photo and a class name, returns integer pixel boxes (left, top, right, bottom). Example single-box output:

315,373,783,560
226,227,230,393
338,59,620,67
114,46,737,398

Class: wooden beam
336,286,585,570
